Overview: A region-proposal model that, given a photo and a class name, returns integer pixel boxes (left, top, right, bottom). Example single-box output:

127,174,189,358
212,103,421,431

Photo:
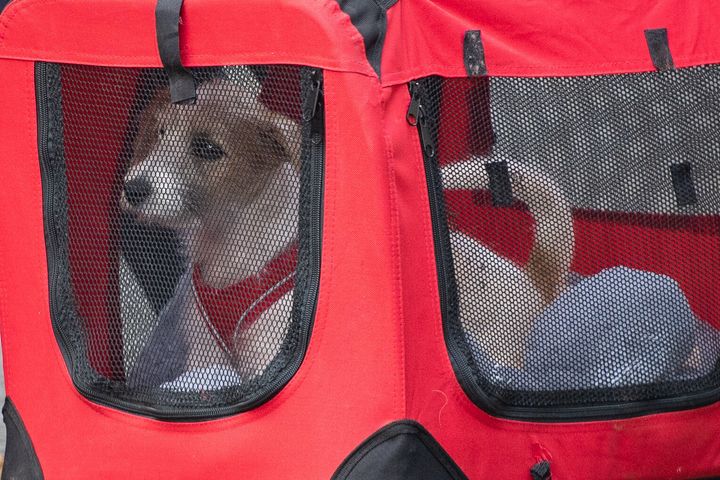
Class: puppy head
121,78,301,230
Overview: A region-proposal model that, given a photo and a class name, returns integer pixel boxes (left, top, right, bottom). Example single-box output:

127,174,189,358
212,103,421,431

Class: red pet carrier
0,0,719,478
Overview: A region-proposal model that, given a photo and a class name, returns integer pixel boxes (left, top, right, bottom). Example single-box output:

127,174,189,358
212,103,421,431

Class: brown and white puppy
122,72,301,387
441,158,575,368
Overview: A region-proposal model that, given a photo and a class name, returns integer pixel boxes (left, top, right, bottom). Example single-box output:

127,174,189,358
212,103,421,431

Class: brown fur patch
128,80,301,226
526,249,566,303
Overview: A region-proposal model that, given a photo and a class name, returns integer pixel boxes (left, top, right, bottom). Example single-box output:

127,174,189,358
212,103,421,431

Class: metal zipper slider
417,108,436,158
407,81,436,157
304,70,323,122
406,80,421,125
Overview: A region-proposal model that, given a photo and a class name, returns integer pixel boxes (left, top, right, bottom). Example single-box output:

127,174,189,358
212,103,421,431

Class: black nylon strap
464,30,487,76
670,162,697,207
336,0,397,78
644,28,675,72
530,460,551,480
2,398,44,479
156,0,196,104
485,161,513,206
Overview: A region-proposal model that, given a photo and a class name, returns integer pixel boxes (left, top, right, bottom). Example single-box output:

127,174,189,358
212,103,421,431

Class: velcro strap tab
485,161,513,207
156,0,196,104
670,162,697,207
644,28,675,72
464,30,487,76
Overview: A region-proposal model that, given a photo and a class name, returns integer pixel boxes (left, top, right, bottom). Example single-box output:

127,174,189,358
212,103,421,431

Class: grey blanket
473,267,720,390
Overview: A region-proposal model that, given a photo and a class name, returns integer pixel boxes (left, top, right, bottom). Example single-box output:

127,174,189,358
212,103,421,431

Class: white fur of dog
122,70,301,385
441,158,575,368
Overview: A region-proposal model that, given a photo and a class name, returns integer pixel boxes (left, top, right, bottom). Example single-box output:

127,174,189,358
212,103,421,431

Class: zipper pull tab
417,108,436,158
304,70,323,122
406,81,421,126
407,80,436,157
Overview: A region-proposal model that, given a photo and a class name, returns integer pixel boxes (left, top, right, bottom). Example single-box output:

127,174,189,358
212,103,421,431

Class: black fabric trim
530,460,552,480
670,162,697,207
644,28,675,72
2,398,44,480
373,0,397,8
335,0,398,77
464,30,487,76
0,0,12,14
485,161,513,206
332,420,467,480
155,0,196,104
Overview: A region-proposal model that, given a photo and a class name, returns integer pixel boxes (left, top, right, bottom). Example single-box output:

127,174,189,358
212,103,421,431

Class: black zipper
219,69,326,418
37,62,142,416
36,64,325,421
407,80,486,414
408,80,452,365
36,62,75,373
407,78,720,422
242,68,325,412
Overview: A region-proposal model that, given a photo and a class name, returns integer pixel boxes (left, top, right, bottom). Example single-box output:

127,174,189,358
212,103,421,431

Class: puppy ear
130,89,171,166
256,113,302,170
223,65,262,99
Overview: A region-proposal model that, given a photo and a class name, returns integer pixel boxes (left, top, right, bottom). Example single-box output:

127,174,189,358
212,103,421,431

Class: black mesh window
37,63,323,418
411,68,720,419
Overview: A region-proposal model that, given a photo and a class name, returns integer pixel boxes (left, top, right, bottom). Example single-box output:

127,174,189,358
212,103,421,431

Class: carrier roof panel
0,0,375,77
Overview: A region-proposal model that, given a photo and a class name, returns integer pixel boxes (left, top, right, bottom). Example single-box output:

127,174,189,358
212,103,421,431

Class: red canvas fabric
0,0,719,478
382,0,720,83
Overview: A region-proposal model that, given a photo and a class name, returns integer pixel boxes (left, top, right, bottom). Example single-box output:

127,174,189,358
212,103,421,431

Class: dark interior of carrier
415,69,720,410
38,63,323,416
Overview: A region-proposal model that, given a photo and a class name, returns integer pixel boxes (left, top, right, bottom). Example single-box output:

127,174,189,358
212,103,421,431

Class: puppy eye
158,127,166,137
191,137,225,162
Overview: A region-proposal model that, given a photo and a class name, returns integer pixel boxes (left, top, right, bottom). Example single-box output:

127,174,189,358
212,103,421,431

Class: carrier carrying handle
156,0,197,104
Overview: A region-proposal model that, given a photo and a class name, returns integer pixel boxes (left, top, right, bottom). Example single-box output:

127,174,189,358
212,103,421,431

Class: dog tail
440,157,575,302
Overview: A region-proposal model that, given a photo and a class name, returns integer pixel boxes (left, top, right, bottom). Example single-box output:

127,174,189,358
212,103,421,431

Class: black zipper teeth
411,80,501,411
409,80,481,395
37,63,135,414
37,64,324,421
242,71,325,412
408,79,720,422
36,63,76,374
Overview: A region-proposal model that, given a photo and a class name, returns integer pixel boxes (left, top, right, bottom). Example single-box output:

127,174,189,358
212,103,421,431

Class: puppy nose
124,178,152,207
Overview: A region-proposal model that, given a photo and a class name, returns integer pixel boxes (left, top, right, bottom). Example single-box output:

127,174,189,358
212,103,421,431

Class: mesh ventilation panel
413,68,720,414
37,63,322,417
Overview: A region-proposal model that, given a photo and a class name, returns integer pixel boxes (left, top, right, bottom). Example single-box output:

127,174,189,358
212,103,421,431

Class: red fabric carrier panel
382,0,720,83
1,1,720,82
0,0,375,75
0,0,718,479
